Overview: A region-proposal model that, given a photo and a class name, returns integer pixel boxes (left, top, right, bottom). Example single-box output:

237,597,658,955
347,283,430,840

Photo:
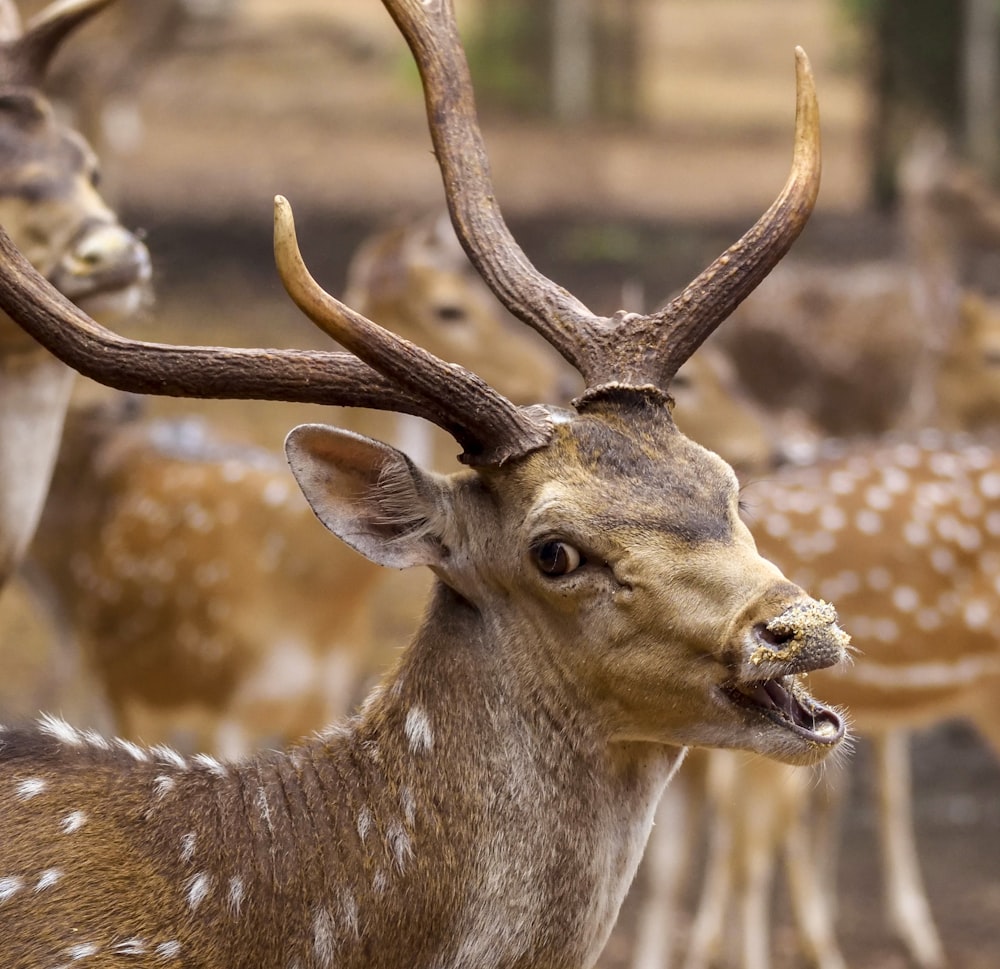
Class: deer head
0,0,150,343
0,2,847,965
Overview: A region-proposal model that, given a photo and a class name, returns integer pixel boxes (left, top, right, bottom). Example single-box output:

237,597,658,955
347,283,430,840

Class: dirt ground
1,1,998,966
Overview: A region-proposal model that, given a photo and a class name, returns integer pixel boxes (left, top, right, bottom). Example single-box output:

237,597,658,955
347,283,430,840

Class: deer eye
532,539,583,577
434,303,467,324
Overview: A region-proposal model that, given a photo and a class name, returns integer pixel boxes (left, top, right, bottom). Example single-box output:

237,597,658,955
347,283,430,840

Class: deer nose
50,221,152,301
728,585,851,681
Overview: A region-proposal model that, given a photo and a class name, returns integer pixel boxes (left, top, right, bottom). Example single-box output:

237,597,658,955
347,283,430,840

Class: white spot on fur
357,806,373,843
404,706,433,753
151,746,187,770
818,505,846,531
61,811,87,834
66,942,99,960
0,876,24,902
263,479,290,507
192,753,228,776
180,833,197,864
963,599,990,630
388,821,413,871
16,777,47,800
153,775,177,800
891,586,920,612
115,738,149,762
155,940,181,959
186,872,212,910
855,509,882,535
979,471,1000,498
313,907,337,966
373,869,388,895
931,547,956,574
35,868,61,891
400,787,416,826
228,876,245,916
763,513,790,538
38,714,82,746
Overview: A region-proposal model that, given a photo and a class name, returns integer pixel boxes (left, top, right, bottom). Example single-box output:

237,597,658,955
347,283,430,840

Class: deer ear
285,424,448,569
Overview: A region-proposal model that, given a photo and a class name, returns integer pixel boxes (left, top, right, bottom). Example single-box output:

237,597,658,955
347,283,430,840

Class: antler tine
274,195,553,465
0,222,520,458
2,0,117,86
381,0,611,379
622,47,822,390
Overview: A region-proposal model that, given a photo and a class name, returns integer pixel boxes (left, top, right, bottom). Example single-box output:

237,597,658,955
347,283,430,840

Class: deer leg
783,796,847,969
682,751,738,969
739,807,777,969
875,730,945,968
631,770,699,969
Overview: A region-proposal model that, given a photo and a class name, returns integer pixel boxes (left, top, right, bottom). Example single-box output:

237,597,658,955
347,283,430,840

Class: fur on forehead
471,390,739,543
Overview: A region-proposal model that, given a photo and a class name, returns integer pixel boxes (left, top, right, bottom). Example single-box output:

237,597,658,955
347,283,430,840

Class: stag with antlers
0,1,845,965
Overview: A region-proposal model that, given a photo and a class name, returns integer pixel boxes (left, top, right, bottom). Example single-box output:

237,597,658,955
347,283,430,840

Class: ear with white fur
285,423,449,569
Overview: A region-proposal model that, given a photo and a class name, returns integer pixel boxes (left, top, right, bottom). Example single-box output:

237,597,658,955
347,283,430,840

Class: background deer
629,200,1000,969
0,0,151,592
714,130,1000,438
17,210,569,754
0,0,847,961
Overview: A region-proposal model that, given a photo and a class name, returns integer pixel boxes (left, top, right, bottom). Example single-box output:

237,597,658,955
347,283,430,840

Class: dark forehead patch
560,401,737,543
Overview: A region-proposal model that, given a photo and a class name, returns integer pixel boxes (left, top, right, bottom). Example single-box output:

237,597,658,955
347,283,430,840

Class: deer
18,210,570,755
713,129,1000,438
16,0,235,175
0,0,848,961
0,0,151,594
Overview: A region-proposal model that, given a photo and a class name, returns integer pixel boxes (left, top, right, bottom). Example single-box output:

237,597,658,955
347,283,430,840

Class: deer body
1,657,674,969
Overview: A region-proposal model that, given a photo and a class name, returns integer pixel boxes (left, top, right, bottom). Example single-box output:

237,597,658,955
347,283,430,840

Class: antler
0,0,821,466
0,211,550,465
0,0,118,87
386,0,820,396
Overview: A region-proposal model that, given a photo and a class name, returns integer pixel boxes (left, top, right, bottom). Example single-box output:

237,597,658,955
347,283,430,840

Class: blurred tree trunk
963,0,1000,176
863,0,963,204
471,0,640,122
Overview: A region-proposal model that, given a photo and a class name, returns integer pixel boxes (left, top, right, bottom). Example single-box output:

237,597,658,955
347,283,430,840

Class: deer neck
0,348,73,588
213,582,683,969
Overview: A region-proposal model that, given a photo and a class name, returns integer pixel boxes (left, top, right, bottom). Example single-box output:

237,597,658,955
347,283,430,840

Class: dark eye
88,165,101,189
532,540,583,577
434,304,467,324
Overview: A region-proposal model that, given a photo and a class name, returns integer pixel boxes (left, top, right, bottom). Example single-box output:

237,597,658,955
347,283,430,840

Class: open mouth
724,675,844,745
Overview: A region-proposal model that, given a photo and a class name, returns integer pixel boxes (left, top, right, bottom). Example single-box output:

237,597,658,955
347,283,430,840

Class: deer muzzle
721,587,850,752
49,220,152,321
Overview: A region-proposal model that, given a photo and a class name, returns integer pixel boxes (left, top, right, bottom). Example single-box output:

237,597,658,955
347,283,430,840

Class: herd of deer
0,1,996,967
